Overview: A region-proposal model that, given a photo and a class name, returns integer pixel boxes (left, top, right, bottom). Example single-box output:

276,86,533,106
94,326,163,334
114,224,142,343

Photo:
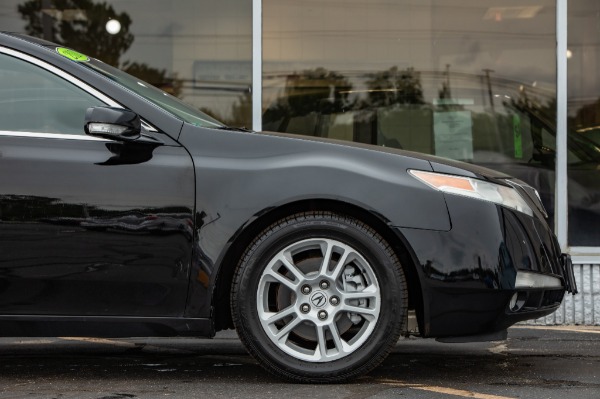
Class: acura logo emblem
310,292,327,308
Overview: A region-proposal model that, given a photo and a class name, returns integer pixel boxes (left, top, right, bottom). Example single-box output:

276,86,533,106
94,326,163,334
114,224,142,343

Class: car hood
259,130,512,182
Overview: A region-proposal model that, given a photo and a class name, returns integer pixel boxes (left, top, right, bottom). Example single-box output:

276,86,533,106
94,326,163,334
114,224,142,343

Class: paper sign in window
433,111,473,161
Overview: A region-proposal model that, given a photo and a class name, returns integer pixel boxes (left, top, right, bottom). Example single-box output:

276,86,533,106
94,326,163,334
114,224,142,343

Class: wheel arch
211,198,424,333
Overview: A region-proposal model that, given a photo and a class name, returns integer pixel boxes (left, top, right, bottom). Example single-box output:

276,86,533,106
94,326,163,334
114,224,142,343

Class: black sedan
0,32,577,383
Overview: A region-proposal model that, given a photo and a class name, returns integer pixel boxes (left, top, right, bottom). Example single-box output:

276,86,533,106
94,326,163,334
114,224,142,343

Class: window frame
0,46,156,141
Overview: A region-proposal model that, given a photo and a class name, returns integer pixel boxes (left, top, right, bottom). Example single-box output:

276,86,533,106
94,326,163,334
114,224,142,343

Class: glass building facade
0,0,598,323
1,0,253,127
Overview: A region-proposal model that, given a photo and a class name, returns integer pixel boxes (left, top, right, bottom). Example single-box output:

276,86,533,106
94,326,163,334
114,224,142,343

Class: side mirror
85,106,141,142
531,146,556,167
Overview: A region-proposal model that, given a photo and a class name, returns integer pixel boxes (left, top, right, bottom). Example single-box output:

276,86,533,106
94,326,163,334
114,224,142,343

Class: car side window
0,52,105,135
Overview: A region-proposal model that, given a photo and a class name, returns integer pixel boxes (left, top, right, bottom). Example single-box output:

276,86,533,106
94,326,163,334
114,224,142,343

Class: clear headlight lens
410,170,533,217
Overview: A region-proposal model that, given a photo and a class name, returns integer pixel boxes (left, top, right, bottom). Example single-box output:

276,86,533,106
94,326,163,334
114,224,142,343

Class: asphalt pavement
0,325,599,399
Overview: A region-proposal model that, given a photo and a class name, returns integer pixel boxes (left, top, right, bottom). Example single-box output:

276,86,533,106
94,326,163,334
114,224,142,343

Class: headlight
409,170,533,217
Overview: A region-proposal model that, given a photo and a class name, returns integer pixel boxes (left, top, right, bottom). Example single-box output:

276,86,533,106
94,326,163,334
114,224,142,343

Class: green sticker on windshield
56,47,89,62
513,114,522,159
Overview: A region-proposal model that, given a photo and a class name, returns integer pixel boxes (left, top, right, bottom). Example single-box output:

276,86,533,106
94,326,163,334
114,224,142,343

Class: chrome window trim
0,130,108,141
0,46,157,133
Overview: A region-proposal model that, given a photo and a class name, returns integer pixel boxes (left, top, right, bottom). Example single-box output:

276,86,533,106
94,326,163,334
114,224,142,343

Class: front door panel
0,134,194,316
0,49,194,317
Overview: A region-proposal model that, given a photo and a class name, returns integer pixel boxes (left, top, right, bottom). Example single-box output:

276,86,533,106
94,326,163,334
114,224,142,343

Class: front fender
178,125,451,317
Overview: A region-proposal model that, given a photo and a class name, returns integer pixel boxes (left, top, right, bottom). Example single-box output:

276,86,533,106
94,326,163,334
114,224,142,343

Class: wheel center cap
310,291,328,308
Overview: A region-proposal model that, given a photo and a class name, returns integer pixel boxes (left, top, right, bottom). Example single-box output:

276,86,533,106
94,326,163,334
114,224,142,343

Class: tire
231,211,407,383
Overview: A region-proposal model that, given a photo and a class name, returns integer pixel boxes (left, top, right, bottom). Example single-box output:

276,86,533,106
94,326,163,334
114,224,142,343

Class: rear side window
0,52,104,135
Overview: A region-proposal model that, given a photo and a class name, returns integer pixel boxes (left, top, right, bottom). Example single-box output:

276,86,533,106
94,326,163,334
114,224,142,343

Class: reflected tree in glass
18,0,181,96
201,92,252,128
263,67,353,132
362,67,425,108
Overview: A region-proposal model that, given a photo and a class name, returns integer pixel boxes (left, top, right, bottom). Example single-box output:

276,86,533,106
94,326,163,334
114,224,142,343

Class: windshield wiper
215,126,254,133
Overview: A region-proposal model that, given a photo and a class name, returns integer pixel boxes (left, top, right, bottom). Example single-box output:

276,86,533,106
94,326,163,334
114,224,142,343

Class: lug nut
301,285,311,295
318,310,328,320
330,296,340,306
300,304,311,313
319,280,329,290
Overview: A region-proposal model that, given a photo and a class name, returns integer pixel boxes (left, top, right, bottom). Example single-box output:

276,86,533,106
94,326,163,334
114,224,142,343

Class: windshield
81,56,224,129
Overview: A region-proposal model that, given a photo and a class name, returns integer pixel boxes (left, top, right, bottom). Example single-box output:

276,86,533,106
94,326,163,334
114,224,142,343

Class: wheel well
212,199,424,332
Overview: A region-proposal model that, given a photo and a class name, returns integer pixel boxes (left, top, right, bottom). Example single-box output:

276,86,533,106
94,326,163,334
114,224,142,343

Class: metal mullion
556,0,568,251
252,0,263,132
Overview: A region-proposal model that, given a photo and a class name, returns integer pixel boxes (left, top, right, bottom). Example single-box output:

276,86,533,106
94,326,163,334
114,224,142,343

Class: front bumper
398,193,577,338
560,254,578,294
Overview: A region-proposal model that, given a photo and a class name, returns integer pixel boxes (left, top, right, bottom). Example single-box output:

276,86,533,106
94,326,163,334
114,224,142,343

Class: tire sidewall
234,214,405,379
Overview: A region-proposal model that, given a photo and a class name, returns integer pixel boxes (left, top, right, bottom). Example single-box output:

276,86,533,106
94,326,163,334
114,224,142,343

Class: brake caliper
342,265,367,324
